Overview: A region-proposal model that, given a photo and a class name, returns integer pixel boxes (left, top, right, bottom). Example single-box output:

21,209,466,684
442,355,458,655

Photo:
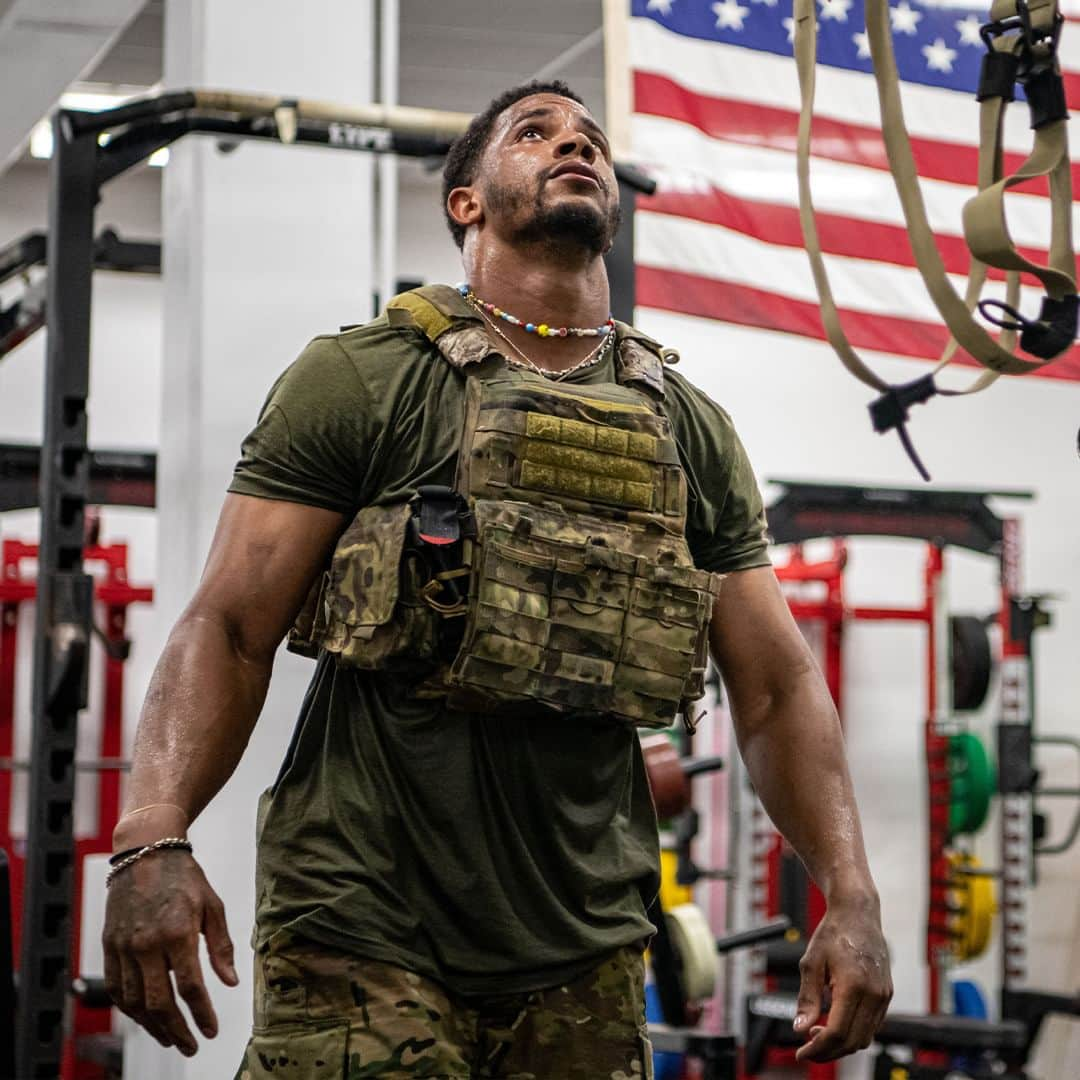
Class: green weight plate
949,732,996,837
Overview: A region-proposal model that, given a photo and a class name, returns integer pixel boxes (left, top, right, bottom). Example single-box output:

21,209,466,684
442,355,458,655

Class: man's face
475,93,621,256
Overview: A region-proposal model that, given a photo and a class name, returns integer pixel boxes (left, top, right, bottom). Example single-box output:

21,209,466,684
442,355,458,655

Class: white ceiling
0,0,151,169
398,0,605,118
72,1,603,117
84,0,163,86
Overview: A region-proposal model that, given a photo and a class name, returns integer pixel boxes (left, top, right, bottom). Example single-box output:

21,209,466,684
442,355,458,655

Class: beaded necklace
458,283,614,339
474,301,614,382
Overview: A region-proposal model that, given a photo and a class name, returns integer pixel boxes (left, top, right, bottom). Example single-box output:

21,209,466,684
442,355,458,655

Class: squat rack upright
10,89,652,1078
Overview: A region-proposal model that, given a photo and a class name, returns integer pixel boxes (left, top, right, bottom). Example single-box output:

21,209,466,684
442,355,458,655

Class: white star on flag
890,1,922,34
923,36,958,72
712,0,750,30
783,14,819,42
955,14,982,46
646,0,676,14
819,0,852,22
853,30,871,59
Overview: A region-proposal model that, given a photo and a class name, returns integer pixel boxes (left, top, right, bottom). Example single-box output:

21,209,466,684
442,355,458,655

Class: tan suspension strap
793,0,1077,478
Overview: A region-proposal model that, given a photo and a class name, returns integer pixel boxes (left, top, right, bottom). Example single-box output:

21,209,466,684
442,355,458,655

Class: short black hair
441,80,586,250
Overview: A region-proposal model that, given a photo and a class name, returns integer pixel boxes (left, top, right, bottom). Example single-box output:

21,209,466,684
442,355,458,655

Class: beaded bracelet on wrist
105,837,192,888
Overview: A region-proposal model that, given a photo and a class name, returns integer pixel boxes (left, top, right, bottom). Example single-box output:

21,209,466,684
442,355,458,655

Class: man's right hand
102,850,238,1056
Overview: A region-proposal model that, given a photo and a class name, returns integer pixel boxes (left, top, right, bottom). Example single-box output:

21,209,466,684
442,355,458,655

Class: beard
486,175,622,257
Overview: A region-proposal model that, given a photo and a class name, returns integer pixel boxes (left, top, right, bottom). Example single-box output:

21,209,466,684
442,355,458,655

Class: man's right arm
102,492,345,1057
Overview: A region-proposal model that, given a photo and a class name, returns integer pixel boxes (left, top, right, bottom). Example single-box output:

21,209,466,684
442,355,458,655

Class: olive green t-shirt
229,285,770,996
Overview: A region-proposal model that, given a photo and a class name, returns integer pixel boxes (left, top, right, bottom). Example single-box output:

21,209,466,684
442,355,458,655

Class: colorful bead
461,284,614,342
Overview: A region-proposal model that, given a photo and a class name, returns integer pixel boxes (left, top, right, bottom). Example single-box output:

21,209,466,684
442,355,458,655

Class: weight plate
948,733,996,838
642,734,691,819
947,853,996,961
659,849,693,911
951,615,993,712
667,903,717,1001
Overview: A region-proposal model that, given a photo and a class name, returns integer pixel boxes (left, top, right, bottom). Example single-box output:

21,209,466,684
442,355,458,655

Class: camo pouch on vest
314,501,441,671
449,500,720,728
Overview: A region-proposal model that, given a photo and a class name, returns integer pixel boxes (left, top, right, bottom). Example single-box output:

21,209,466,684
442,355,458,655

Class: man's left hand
793,893,893,1062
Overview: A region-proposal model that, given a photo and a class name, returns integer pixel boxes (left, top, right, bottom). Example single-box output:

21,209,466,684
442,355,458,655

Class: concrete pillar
124,3,375,1075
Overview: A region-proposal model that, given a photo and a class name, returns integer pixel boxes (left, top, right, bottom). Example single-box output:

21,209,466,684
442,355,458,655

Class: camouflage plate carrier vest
288,287,724,730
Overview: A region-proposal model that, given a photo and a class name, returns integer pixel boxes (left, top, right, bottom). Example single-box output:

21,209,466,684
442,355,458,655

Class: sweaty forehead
494,93,602,139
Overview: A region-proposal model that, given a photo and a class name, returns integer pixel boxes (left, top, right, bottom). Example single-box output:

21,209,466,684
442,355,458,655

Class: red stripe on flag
1066,70,1080,106
642,188,1054,284
635,266,1080,381
634,71,1077,193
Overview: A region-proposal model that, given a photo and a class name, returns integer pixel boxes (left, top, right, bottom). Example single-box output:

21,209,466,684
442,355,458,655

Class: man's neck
464,241,612,351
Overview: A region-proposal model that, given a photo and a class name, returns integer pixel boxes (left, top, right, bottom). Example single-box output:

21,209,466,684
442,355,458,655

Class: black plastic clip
979,294,1078,359
867,373,939,482
409,486,474,618
1016,0,1064,69
979,1,1064,87
977,50,1019,102
1024,65,1068,128
413,484,467,545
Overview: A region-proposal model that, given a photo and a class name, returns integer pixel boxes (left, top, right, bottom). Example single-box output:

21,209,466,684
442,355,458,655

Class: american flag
626,0,1080,381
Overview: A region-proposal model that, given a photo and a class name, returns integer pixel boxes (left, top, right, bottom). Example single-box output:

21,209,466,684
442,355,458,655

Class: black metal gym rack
0,230,160,362
6,90,652,1078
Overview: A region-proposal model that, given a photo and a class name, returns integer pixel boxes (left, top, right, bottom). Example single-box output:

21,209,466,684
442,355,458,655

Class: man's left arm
709,565,893,1062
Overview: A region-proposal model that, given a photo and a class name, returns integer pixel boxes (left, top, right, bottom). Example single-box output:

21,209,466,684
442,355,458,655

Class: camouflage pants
233,935,653,1079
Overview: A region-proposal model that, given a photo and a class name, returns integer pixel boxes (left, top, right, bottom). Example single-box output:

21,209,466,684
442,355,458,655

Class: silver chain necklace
472,300,614,381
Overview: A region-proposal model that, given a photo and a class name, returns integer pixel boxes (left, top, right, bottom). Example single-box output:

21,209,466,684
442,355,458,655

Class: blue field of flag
632,0,991,95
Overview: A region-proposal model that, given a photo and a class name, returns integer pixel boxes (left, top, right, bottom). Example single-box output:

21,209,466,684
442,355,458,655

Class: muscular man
103,80,892,1077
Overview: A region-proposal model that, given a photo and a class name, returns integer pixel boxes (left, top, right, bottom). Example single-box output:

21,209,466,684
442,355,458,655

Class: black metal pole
17,110,98,1079
0,850,15,1080
606,176,639,326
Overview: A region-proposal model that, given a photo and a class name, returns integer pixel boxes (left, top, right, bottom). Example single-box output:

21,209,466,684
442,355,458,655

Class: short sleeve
228,335,376,514
663,372,771,575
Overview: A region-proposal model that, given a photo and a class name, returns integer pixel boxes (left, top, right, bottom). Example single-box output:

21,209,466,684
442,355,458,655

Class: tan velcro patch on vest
521,412,657,509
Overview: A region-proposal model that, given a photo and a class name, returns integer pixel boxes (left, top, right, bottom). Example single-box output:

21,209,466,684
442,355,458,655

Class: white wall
397,159,463,290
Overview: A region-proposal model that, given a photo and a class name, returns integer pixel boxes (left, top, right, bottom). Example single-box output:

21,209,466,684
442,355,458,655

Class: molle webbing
448,500,720,727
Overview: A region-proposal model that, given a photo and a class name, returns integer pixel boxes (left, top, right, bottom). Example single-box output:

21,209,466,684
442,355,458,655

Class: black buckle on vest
413,485,470,545
408,486,474,619
868,374,939,482
979,294,1079,359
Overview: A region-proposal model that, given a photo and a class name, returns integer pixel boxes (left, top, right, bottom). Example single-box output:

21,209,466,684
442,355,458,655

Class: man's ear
447,185,483,232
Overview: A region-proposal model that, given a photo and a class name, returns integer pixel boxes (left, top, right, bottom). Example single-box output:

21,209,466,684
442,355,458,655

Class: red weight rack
1,536,152,1079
